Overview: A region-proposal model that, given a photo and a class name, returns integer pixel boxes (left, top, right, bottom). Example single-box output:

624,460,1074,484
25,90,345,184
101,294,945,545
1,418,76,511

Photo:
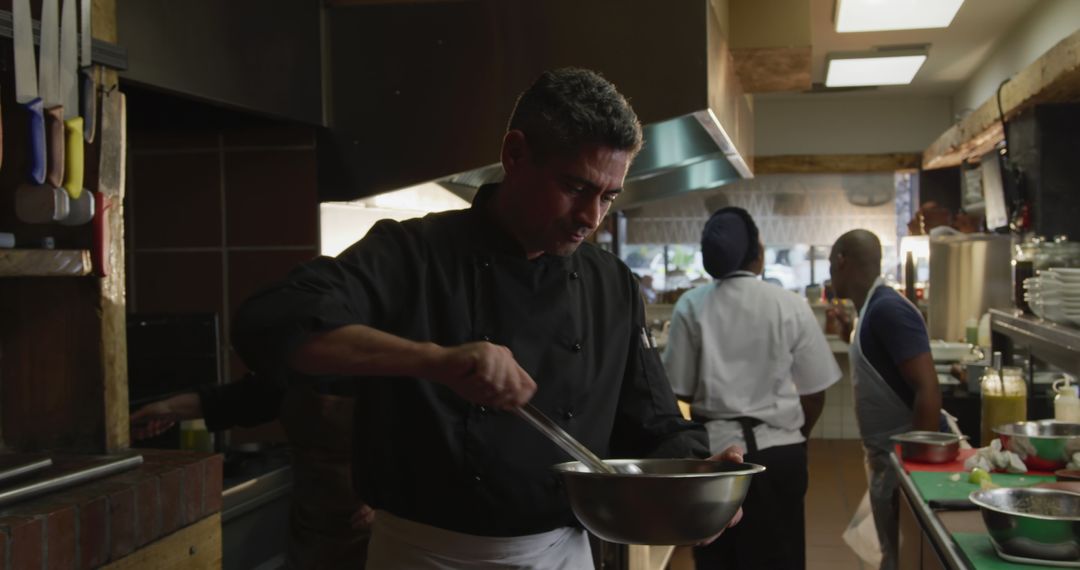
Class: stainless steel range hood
320,0,754,207
438,110,751,210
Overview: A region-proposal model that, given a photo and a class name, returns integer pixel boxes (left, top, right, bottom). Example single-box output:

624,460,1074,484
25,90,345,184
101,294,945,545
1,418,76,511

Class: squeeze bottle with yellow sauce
980,352,1027,447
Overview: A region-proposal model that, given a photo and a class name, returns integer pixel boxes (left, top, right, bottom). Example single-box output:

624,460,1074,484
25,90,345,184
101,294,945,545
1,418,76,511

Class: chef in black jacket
232,67,737,569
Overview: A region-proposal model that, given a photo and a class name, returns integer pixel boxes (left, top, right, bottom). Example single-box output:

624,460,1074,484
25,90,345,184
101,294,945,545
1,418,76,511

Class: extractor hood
320,0,754,207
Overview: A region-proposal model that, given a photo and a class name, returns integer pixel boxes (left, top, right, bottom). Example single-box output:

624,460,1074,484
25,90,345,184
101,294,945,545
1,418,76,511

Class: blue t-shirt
859,286,931,409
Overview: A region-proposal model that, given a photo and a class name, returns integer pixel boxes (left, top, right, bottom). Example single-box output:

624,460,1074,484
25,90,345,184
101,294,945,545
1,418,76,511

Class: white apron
849,278,913,570
365,510,593,570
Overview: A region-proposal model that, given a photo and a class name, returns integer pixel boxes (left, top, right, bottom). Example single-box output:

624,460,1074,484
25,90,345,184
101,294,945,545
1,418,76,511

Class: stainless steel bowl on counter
552,459,764,545
970,487,1080,564
891,431,964,463
994,420,1080,471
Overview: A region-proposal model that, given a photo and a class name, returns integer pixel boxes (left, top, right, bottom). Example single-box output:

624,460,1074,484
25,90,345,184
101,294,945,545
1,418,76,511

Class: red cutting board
897,445,1055,477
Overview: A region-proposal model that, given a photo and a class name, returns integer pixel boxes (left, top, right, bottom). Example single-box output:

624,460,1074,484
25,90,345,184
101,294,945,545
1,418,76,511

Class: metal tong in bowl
514,403,641,474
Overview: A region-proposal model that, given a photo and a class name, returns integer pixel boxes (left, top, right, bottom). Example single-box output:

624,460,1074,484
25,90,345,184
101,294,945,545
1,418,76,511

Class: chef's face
502,131,631,258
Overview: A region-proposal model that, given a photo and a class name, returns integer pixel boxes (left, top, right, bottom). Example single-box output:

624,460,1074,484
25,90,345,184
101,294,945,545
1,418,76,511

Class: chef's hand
826,306,854,343
697,445,746,546
130,392,203,440
427,342,537,410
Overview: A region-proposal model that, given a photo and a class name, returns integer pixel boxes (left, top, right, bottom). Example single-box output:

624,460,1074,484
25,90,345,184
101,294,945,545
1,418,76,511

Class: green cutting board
910,471,1055,501
953,532,1065,569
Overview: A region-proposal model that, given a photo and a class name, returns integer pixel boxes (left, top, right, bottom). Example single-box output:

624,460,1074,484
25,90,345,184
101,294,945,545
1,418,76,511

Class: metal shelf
989,308,1080,372
0,249,92,277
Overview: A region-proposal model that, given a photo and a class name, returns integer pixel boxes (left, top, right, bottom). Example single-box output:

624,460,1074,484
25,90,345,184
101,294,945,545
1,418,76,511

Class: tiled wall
126,126,320,440
808,353,861,440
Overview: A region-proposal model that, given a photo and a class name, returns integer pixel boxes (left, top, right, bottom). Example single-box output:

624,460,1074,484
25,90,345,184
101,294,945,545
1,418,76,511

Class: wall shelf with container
0,249,92,277
988,308,1070,434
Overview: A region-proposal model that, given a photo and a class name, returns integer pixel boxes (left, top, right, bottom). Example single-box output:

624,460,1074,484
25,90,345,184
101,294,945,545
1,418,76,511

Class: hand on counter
696,445,746,546
826,306,854,343
130,392,203,440
351,503,376,531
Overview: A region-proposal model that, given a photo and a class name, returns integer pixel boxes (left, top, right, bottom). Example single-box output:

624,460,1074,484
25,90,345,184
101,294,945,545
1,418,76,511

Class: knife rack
0,1,128,455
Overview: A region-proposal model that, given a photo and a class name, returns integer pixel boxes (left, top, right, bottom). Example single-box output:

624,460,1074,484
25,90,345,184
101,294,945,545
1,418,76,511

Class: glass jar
980,362,1027,447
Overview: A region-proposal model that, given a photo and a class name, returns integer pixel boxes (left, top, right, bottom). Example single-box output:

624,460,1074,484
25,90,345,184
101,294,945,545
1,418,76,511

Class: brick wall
0,451,221,569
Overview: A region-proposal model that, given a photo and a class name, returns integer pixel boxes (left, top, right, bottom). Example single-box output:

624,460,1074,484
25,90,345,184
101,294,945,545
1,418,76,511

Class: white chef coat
662,273,842,454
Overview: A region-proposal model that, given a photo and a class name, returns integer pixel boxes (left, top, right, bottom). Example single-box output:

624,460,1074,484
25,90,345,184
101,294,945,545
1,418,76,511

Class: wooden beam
325,0,474,6
923,29,1080,170
732,46,812,93
100,82,130,452
755,153,921,174
102,514,221,570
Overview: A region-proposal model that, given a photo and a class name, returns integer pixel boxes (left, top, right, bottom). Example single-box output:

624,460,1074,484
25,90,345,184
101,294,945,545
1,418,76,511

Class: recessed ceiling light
825,51,928,87
836,0,964,32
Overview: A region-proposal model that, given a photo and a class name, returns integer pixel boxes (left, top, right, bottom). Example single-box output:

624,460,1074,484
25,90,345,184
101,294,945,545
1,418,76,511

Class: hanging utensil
40,0,65,189
513,403,641,474
13,0,45,184
60,0,90,223
79,0,95,143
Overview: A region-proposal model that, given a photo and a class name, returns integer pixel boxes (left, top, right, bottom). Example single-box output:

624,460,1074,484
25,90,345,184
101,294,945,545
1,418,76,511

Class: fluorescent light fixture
836,0,964,32
825,50,927,87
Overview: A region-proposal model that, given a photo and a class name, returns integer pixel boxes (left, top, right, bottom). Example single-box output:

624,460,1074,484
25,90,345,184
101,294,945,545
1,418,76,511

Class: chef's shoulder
574,242,641,296
336,209,472,260
752,278,817,315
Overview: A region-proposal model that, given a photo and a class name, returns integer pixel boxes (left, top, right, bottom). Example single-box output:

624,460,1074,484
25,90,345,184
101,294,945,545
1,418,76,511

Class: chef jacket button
564,410,575,420
479,406,488,414
570,271,579,280
473,474,482,483
480,261,491,269
572,342,582,352
481,335,491,342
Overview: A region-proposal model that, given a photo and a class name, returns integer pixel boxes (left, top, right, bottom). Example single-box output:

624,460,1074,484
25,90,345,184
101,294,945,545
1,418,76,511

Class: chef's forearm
900,352,942,431
911,387,942,431
288,324,443,378
799,390,826,438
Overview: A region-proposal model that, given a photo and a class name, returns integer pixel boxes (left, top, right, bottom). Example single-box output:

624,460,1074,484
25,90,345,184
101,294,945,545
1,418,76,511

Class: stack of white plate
1025,268,1080,326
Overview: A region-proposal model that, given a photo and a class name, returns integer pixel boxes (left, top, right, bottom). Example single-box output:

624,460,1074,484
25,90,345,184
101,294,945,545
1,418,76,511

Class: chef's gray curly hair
507,67,643,160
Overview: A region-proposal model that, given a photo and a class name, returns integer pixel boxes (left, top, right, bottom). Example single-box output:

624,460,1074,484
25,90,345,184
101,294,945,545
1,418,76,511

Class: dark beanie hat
701,207,760,279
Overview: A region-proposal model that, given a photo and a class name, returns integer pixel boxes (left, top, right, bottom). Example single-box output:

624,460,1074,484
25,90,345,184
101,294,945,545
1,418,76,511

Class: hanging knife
13,0,45,184
40,0,65,189
79,0,95,143
60,0,84,201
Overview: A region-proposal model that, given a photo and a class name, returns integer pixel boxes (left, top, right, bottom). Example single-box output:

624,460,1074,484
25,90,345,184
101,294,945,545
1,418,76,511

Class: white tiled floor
667,439,871,570
806,439,870,570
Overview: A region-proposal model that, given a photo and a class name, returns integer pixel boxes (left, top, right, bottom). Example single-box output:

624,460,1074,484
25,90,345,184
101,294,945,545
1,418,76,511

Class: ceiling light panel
825,53,927,87
836,0,964,32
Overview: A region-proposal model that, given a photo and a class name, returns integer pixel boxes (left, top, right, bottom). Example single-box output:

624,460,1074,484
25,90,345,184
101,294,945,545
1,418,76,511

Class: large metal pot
552,459,764,545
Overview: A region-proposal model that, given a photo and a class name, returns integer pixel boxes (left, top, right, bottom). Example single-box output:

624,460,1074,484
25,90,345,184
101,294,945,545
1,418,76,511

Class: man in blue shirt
828,229,942,570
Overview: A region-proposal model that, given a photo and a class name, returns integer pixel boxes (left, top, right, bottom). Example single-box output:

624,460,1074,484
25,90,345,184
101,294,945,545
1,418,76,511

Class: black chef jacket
232,184,709,537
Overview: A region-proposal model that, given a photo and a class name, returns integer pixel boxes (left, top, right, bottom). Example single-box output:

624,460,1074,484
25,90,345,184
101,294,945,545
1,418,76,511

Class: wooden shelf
0,249,92,277
923,29,1080,170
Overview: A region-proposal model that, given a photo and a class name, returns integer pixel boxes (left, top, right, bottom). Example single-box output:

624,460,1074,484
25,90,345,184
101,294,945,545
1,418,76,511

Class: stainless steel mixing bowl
970,487,1080,563
993,420,1080,471
552,459,765,545
892,431,963,463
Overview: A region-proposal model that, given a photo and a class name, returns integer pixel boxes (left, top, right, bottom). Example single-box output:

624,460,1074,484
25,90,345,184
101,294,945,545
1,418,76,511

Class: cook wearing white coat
827,229,942,570
663,207,841,570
